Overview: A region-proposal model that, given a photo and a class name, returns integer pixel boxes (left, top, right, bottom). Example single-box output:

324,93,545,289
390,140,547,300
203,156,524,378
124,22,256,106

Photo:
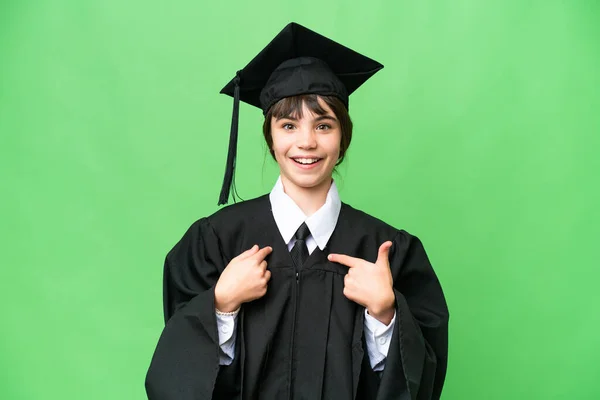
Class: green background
2,0,599,399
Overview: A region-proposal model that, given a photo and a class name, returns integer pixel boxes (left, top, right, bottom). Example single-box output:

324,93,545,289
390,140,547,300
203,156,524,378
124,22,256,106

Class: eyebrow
276,114,338,123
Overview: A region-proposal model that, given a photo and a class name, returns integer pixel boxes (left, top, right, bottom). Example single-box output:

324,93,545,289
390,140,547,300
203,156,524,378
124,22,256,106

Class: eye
316,124,331,131
282,123,295,130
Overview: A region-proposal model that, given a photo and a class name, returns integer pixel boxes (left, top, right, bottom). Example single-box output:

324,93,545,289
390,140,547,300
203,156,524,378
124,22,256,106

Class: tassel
218,71,242,205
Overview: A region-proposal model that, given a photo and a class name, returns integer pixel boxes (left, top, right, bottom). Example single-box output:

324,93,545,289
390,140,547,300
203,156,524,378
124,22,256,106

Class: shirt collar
269,176,341,250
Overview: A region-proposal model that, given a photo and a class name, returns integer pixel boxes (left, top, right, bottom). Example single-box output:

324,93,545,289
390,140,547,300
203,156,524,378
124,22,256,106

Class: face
270,97,342,193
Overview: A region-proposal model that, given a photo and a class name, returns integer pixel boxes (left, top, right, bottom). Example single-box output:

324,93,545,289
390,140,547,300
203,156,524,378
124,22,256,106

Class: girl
146,22,448,400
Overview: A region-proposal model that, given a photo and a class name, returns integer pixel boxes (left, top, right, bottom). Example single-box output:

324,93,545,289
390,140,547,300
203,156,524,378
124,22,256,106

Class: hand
328,241,395,324
214,245,273,312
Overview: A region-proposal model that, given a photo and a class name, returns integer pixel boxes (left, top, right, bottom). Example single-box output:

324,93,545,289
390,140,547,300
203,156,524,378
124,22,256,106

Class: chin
286,174,331,190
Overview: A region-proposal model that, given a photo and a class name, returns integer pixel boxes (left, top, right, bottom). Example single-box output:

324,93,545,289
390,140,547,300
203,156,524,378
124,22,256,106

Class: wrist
216,307,240,316
215,298,241,313
214,286,240,313
367,293,395,324
367,306,395,326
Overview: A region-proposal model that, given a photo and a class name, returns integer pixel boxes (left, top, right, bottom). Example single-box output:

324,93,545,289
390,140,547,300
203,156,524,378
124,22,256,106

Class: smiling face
267,96,346,194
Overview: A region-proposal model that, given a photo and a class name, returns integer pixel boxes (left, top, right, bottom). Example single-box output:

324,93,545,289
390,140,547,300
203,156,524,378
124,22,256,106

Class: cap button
233,70,242,86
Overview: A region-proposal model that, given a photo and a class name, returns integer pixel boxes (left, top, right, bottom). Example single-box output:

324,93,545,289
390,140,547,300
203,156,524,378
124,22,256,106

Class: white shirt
216,177,396,371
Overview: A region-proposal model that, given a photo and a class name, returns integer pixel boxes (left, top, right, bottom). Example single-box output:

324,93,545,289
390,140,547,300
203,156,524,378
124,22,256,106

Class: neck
280,176,331,217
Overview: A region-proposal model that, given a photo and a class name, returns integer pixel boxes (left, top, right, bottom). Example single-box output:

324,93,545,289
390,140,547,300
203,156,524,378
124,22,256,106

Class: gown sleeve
377,231,449,400
145,218,230,400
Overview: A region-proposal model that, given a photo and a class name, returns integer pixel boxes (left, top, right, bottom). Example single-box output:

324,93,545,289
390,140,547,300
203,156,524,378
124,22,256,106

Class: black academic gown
145,195,449,400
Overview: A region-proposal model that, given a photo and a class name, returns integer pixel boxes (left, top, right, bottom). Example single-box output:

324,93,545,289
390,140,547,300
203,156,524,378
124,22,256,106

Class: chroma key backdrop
1,1,599,399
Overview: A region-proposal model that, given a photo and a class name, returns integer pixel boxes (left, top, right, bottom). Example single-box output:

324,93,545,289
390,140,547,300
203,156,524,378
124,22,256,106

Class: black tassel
218,71,242,205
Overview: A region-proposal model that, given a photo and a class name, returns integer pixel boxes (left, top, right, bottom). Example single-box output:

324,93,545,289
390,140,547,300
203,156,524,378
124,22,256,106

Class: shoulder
170,194,271,257
341,202,402,235
340,202,420,246
183,194,271,242
181,194,270,230
177,194,270,237
206,194,270,229
341,204,435,277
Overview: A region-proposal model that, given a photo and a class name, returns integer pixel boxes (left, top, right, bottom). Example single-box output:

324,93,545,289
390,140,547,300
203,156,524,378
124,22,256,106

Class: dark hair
262,94,353,165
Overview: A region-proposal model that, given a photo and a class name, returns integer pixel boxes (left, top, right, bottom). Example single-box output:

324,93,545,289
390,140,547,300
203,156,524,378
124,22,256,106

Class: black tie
290,222,310,271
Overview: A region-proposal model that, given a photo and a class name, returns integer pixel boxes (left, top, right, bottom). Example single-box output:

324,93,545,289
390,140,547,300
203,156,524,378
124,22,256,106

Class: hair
262,94,353,166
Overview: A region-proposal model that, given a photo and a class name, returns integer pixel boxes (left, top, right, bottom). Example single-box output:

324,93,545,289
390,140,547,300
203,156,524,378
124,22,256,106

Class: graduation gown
145,195,449,400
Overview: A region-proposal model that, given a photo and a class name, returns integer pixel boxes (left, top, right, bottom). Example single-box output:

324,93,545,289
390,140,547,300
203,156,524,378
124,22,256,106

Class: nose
296,126,317,149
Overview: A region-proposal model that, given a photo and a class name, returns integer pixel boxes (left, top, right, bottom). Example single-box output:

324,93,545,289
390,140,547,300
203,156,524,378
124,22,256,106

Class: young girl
146,22,449,400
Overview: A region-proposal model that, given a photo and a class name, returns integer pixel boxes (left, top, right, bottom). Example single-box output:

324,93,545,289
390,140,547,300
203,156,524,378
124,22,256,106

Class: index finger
233,245,259,261
327,253,365,268
252,246,273,261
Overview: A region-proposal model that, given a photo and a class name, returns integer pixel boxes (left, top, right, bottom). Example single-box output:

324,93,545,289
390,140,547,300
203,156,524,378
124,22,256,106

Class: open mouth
291,157,322,166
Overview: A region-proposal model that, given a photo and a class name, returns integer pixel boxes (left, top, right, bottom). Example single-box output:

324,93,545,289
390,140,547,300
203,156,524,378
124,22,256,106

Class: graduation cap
218,22,383,205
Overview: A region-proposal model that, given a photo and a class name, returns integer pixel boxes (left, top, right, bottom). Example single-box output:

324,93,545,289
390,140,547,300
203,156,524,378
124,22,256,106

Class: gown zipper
288,267,300,399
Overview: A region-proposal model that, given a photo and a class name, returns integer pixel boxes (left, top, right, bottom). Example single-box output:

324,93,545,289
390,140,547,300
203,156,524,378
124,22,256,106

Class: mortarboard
218,22,383,205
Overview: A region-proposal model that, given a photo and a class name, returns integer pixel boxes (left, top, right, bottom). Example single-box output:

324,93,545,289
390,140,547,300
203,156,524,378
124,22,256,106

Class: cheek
270,133,291,158
323,133,342,159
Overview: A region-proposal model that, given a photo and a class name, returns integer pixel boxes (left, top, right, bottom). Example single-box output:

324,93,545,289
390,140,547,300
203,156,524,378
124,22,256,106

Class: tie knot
294,222,311,241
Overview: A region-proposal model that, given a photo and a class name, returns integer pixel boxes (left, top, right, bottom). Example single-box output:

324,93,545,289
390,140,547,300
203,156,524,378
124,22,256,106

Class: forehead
273,95,337,121
298,98,335,119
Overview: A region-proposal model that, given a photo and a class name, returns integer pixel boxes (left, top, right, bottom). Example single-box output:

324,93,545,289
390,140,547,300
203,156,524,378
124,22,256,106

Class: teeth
294,158,320,165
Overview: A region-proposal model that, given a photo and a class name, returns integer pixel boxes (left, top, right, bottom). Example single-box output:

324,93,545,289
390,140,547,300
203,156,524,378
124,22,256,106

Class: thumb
376,241,393,267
